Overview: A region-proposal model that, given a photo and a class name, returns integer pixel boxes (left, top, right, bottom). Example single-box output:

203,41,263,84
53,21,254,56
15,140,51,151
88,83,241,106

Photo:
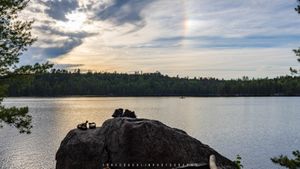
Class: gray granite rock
56,118,237,169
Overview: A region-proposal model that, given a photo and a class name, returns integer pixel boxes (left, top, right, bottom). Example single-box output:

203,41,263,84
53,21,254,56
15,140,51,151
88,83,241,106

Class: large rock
56,118,237,169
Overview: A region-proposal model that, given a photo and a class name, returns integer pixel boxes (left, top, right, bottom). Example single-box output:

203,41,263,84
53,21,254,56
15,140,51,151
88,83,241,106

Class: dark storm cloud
95,0,154,28
39,0,79,21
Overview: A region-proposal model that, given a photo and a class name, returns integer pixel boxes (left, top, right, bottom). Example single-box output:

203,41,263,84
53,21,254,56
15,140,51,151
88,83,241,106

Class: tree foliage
290,0,300,75
13,62,53,75
234,155,243,169
0,0,36,134
271,150,300,169
270,2,300,168
3,71,300,97
0,0,36,76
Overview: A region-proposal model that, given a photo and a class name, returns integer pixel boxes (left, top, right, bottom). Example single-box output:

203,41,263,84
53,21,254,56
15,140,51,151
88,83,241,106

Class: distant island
3,70,300,97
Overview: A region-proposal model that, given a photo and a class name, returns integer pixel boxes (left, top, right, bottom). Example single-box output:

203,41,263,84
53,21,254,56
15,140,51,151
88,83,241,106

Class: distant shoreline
5,95,300,98
4,73,300,97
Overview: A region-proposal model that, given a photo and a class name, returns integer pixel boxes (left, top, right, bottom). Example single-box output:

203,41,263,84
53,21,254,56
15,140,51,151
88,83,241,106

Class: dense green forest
3,70,300,97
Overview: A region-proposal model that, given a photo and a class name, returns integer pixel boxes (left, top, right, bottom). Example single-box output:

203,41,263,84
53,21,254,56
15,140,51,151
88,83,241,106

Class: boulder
56,118,237,169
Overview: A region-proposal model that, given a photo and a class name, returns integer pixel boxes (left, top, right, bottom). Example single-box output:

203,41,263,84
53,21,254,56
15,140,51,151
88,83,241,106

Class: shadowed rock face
56,118,237,169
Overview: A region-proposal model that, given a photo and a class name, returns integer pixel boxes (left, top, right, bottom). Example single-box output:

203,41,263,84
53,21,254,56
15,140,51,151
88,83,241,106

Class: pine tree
0,0,36,134
290,0,300,75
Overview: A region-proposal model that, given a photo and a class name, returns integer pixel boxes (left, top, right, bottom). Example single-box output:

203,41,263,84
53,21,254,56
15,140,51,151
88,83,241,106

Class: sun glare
57,12,87,31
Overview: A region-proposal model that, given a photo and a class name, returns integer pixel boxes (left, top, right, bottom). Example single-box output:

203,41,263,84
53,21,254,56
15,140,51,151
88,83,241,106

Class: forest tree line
3,70,300,97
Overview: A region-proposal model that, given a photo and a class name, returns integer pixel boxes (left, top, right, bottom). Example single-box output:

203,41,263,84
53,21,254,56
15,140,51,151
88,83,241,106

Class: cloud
19,0,300,78
49,43,297,79
34,25,96,38
21,37,82,64
22,0,156,62
40,0,79,21
28,23,96,60
147,35,300,49
181,0,300,38
40,38,83,58
20,0,99,62
94,0,154,28
53,63,84,69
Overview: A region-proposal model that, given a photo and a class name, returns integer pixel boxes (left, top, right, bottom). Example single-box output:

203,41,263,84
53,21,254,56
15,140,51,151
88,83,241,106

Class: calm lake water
0,97,299,169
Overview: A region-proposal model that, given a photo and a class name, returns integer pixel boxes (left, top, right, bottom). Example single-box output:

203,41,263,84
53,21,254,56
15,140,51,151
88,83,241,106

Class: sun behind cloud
56,12,87,32
20,0,300,78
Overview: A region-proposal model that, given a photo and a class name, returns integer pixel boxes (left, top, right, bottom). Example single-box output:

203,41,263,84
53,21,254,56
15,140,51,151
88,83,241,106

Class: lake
0,97,299,169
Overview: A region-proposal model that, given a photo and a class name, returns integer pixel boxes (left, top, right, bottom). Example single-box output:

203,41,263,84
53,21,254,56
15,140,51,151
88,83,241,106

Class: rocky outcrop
56,117,237,169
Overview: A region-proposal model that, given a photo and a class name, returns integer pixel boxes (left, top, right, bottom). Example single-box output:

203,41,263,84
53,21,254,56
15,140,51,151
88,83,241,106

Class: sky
19,0,300,79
